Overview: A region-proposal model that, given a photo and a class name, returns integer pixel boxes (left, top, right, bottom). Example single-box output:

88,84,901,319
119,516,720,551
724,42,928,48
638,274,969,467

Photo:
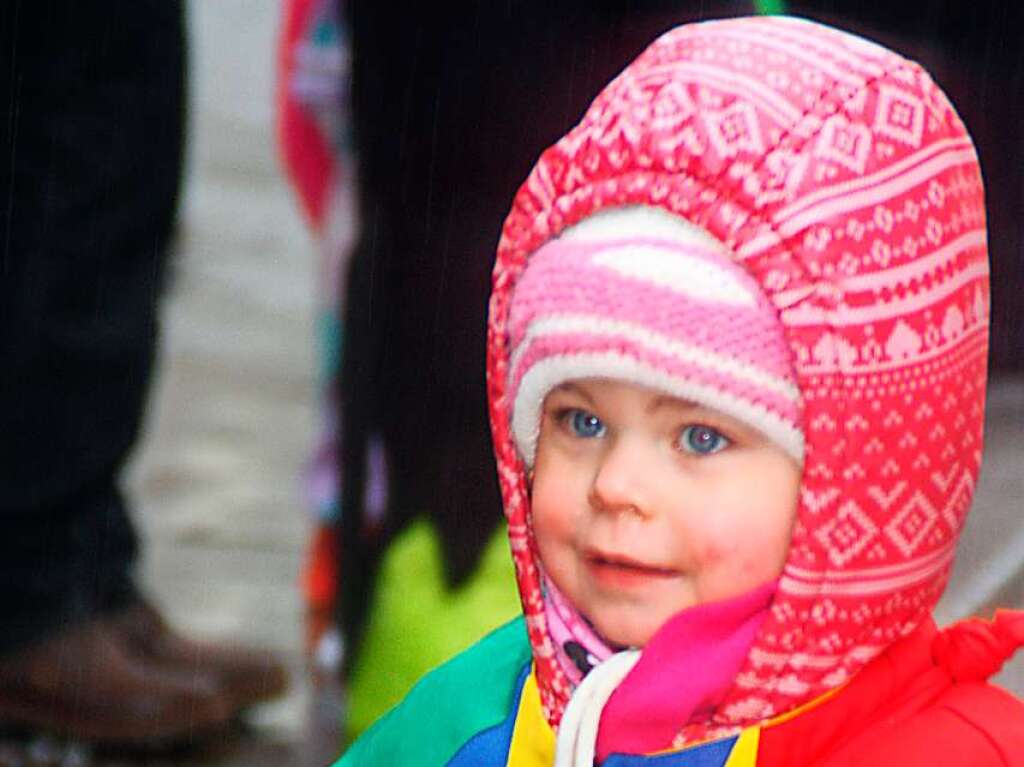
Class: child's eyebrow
551,382,596,407
647,395,700,414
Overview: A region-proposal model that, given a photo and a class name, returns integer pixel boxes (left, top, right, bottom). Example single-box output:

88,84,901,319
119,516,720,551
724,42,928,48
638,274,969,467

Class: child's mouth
584,550,678,588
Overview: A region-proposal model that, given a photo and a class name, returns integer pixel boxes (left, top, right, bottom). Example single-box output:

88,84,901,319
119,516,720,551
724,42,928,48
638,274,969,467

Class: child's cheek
693,532,737,570
691,507,747,563
697,530,778,591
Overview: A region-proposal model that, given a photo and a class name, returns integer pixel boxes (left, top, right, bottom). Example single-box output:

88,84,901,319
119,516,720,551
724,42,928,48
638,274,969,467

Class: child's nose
588,438,652,517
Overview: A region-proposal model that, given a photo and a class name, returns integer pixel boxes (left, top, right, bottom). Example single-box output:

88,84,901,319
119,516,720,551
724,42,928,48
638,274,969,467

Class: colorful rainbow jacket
338,610,1024,765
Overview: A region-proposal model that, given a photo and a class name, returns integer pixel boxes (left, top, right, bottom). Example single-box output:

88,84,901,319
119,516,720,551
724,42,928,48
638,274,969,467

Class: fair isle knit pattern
485,15,989,747
507,225,803,469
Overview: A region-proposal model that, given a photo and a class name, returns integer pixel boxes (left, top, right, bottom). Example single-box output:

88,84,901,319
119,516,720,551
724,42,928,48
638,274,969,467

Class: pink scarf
595,580,777,760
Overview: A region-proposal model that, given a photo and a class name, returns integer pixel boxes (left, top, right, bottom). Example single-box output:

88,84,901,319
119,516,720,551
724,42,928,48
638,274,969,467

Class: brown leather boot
107,600,287,712
0,617,234,744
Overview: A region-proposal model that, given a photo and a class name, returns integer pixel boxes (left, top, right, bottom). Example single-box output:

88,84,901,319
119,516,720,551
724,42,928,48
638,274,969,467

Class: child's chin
590,613,658,649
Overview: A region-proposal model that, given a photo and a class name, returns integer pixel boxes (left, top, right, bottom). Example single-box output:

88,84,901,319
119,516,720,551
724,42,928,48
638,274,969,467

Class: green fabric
345,518,522,740
337,616,532,766
754,0,787,14
316,310,343,386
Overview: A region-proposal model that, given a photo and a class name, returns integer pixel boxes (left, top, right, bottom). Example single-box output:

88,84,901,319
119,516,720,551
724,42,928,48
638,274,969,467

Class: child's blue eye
679,425,729,455
567,409,606,439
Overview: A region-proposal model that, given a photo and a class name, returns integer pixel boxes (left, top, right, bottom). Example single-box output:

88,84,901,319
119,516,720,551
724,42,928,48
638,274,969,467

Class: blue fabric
447,662,532,766
601,736,737,767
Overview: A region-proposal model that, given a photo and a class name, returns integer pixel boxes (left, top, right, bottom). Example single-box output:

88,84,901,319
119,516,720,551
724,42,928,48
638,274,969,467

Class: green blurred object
337,618,531,765
755,0,787,14
344,518,521,741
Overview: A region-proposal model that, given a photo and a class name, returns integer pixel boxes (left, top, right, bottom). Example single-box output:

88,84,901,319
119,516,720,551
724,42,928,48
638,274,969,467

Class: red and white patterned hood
485,15,989,744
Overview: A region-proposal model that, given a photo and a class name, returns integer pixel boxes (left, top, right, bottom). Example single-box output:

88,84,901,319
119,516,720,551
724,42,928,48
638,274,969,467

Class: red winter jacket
759,611,1024,765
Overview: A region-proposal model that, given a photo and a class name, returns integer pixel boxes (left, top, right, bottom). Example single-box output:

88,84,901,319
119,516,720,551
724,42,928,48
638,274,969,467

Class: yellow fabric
507,668,556,767
762,684,841,728
723,727,760,766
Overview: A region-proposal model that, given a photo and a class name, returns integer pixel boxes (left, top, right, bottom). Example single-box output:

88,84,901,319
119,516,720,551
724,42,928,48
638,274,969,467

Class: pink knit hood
486,14,989,747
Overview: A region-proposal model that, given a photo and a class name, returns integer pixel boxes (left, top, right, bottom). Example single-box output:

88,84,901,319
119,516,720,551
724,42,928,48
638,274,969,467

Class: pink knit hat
507,206,804,465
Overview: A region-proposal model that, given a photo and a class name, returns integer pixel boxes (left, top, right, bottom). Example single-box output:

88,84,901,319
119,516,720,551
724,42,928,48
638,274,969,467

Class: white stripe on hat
591,245,760,307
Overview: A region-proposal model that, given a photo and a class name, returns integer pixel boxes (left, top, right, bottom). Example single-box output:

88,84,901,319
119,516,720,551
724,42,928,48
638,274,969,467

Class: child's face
532,378,801,648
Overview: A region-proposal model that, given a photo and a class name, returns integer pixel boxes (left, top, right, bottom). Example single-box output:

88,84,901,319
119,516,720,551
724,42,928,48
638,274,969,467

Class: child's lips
584,549,679,589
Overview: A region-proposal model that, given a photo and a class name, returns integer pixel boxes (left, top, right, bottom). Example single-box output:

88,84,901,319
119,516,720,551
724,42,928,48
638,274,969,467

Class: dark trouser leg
0,0,187,655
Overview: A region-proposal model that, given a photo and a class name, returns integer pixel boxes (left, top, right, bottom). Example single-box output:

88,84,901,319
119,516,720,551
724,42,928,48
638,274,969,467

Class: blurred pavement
129,1,317,764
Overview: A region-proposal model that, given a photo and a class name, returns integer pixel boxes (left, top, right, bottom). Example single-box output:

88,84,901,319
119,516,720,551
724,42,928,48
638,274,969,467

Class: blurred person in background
0,0,285,746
